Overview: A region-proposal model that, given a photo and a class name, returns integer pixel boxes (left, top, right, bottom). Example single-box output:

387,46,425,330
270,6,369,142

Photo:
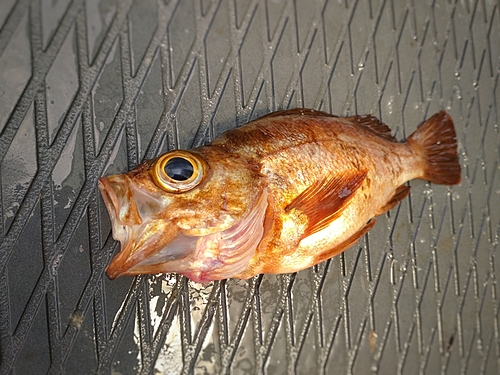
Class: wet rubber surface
0,0,499,374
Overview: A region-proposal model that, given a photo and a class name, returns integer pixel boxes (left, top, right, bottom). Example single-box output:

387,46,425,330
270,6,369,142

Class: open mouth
98,176,195,279
98,176,136,278
98,177,128,243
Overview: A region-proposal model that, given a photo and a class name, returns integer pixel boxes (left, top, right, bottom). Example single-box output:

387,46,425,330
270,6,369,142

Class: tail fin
407,111,461,185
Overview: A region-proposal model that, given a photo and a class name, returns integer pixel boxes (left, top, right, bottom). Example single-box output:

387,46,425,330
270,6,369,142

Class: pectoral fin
286,169,367,239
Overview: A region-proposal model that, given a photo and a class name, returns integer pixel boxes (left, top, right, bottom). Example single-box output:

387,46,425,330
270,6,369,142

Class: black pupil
164,157,194,181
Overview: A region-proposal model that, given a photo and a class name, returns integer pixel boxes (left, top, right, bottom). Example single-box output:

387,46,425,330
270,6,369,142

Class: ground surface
0,0,499,374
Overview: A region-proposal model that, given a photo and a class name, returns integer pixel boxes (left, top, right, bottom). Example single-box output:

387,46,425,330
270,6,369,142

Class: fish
98,108,461,282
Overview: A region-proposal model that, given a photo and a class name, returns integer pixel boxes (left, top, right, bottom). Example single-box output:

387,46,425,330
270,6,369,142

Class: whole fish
98,109,461,282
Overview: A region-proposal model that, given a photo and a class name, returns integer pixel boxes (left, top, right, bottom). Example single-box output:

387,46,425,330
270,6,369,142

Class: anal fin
286,169,367,239
313,219,377,264
376,185,410,215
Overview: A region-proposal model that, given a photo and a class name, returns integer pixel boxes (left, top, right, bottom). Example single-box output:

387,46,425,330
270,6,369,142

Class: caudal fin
407,111,461,185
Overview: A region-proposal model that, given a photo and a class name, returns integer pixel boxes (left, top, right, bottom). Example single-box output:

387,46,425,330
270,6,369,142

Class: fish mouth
98,175,268,282
98,176,136,278
98,176,195,279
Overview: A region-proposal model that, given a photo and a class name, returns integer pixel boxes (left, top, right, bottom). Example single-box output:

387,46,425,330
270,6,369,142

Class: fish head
98,146,267,282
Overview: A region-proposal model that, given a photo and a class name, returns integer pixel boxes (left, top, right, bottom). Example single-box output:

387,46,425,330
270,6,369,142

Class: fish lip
98,176,135,243
105,226,194,280
98,177,120,226
98,176,133,279
97,177,122,280
105,243,135,279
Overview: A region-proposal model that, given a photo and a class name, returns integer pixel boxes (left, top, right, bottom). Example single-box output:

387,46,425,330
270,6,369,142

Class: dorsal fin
259,110,396,141
285,169,367,239
258,108,338,120
347,115,397,142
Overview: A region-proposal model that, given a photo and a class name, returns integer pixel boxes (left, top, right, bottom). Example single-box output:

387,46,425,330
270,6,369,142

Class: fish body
98,109,461,282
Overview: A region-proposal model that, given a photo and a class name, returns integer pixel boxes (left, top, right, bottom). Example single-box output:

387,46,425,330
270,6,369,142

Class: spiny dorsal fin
347,115,397,142
258,108,338,120
285,169,367,239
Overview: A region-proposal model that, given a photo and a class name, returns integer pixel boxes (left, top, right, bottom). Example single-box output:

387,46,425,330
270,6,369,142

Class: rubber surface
0,0,499,374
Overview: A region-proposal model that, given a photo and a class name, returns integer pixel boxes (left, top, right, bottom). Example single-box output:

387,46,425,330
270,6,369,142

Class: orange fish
98,109,461,282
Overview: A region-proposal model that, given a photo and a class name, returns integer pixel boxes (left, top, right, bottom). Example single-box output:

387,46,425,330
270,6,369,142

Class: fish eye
153,151,207,193
164,157,194,181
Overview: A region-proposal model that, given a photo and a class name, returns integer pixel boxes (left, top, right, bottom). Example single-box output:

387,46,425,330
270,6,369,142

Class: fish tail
407,111,461,185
